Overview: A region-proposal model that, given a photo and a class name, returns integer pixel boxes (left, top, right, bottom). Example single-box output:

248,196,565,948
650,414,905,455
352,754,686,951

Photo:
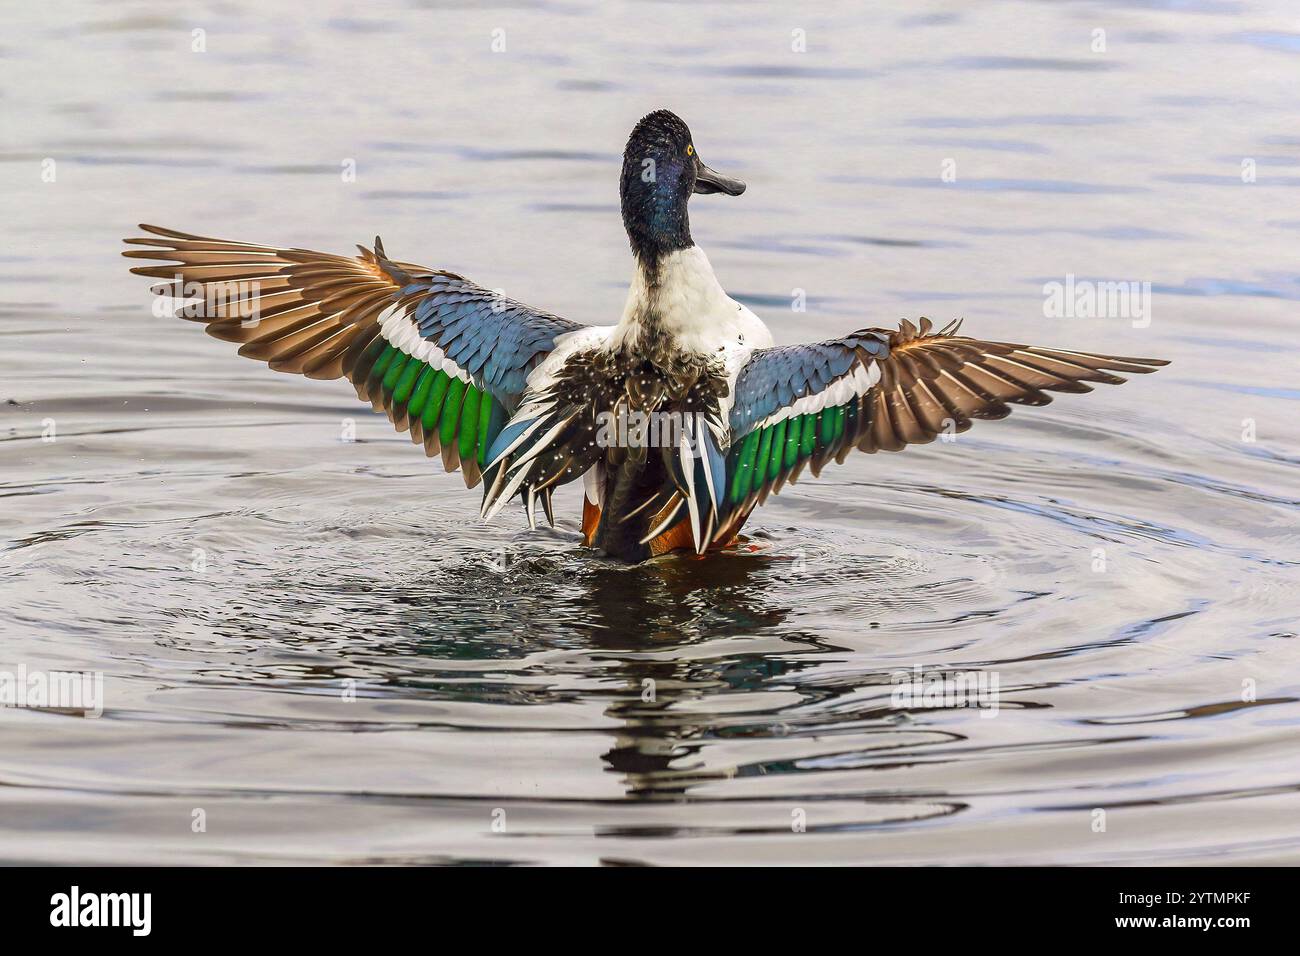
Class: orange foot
581,498,751,558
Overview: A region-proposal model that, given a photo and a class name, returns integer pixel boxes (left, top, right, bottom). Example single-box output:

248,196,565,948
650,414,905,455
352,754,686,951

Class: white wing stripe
752,358,880,431
378,301,473,384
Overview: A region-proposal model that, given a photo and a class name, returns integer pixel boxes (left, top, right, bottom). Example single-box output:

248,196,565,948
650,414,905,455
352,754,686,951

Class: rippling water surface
3,0,1299,864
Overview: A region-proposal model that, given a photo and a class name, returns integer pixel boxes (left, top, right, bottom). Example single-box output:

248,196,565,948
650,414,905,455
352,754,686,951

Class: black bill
693,162,746,196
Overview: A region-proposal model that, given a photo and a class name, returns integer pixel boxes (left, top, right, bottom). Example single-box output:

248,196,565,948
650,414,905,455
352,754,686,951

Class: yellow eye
686,144,694,156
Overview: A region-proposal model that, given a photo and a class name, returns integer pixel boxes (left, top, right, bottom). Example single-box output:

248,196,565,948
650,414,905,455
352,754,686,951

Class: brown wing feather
711,321,1167,546
847,321,1168,455
122,223,491,485
123,223,431,380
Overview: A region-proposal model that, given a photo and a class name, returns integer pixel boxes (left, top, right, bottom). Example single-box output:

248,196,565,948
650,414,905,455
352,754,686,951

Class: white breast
610,245,774,356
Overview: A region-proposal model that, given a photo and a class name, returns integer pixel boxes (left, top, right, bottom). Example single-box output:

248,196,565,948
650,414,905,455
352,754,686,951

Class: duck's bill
694,163,746,196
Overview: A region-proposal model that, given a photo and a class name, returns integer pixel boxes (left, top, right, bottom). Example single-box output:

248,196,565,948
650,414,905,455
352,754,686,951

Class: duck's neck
611,245,734,359
621,179,693,277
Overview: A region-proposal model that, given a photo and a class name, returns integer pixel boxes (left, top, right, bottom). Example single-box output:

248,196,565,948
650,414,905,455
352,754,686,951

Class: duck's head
620,109,745,269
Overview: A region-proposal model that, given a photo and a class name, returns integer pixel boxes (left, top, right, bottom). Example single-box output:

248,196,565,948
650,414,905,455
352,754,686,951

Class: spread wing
712,317,1168,542
124,224,584,487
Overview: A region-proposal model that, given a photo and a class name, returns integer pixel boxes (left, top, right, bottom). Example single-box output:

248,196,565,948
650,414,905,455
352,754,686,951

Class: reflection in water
583,558,796,800
580,552,794,645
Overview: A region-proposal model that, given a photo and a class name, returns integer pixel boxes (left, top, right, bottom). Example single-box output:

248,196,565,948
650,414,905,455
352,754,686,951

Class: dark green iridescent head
619,110,746,270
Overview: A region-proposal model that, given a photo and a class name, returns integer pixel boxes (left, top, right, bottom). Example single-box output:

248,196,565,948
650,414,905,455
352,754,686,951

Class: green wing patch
723,403,853,511
349,338,505,487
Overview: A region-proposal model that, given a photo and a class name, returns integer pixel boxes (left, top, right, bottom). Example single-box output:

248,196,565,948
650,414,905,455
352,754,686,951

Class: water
2,0,1299,865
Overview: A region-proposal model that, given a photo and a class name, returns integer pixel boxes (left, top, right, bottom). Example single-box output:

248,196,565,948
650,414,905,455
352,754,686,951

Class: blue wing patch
729,332,890,436
409,274,583,400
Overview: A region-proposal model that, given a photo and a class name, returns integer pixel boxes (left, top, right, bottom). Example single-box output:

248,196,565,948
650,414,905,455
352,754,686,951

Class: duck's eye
686,144,694,156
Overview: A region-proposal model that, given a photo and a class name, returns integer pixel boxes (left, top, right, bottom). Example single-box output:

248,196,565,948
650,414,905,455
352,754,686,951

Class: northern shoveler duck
125,109,1168,562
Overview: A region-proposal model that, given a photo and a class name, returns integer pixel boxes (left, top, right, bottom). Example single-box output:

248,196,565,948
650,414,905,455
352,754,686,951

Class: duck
124,108,1168,563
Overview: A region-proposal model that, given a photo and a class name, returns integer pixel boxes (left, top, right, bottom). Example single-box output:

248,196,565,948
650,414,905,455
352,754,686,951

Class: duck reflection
199,538,827,800
579,550,789,643
575,554,819,799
